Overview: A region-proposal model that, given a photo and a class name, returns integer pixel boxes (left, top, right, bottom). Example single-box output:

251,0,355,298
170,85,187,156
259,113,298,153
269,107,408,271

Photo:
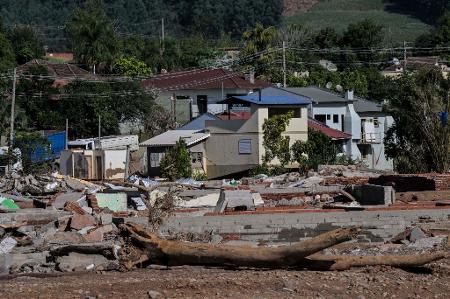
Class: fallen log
307,252,448,271
120,222,359,269
50,243,120,259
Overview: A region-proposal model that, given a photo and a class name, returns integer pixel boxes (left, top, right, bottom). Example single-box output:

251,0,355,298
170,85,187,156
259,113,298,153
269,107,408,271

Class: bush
160,139,192,181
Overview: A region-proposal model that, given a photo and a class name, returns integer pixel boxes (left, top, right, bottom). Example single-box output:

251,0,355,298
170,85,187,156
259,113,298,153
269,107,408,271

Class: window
327,114,331,120
333,114,339,124
238,139,252,154
150,152,165,168
268,108,301,118
314,114,326,123
191,152,203,165
374,117,379,128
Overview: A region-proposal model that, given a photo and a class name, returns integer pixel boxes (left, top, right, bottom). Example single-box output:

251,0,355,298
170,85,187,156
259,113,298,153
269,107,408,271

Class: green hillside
287,0,432,43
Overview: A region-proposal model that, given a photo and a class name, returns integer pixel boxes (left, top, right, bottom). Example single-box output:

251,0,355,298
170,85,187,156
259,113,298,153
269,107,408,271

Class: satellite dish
393,58,400,65
336,85,343,92
325,82,333,89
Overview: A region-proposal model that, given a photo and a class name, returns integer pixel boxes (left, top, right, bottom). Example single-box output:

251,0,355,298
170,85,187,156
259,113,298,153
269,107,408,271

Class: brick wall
369,174,450,192
160,208,450,244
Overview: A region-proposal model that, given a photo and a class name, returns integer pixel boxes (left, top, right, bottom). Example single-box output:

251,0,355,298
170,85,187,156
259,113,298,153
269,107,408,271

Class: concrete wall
160,209,450,244
312,104,347,131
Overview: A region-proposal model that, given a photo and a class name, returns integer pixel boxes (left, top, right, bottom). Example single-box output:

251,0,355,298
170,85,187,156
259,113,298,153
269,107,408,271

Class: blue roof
219,92,311,106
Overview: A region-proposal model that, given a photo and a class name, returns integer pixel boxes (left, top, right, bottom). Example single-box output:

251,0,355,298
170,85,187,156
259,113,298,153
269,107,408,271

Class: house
285,87,394,170
381,56,450,78
140,91,311,179
17,59,97,88
141,68,270,123
140,129,210,177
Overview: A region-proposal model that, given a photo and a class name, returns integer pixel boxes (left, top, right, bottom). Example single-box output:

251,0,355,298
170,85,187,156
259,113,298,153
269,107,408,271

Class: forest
0,0,283,38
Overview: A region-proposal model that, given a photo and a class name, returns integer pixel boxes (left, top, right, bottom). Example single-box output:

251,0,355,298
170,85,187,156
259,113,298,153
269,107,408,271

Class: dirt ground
1,260,449,299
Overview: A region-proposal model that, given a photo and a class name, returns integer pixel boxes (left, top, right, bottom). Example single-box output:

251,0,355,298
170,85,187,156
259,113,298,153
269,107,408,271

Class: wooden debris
119,222,360,269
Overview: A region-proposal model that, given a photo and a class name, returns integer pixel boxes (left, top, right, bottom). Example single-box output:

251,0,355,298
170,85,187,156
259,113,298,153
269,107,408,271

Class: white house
286,87,394,171
141,68,270,123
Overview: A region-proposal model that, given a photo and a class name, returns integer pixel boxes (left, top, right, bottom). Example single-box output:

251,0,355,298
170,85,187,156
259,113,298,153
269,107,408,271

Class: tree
241,23,278,76
13,131,51,174
433,11,450,45
262,111,293,167
385,69,449,173
314,27,339,49
66,0,119,72
160,139,192,180
0,29,15,72
341,19,384,49
113,56,152,77
7,26,45,65
291,129,338,171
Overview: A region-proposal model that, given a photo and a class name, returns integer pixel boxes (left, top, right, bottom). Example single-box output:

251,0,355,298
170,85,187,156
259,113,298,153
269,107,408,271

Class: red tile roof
308,118,351,140
141,68,271,91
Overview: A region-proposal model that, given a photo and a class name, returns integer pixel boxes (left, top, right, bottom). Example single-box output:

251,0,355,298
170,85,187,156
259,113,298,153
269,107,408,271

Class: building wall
157,88,254,123
205,104,308,178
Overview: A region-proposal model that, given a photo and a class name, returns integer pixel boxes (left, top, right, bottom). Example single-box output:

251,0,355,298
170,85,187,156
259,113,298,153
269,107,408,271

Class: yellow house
204,91,311,179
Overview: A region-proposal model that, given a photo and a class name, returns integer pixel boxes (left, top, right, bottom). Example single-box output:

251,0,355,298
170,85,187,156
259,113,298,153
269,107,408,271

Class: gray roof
286,86,385,113
140,130,209,147
285,87,351,104
353,98,383,113
178,113,219,130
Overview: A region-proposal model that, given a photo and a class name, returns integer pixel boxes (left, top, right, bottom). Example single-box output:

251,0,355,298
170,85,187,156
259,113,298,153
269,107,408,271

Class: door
197,95,208,115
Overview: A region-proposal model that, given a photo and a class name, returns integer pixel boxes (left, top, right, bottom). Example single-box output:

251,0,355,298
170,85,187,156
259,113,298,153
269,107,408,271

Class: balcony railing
360,133,382,144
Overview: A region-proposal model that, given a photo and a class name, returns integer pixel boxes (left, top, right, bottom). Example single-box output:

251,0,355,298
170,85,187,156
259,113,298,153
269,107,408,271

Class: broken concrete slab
45,231,85,245
56,252,110,272
177,193,220,208
409,227,427,242
53,192,85,210
0,237,17,254
0,209,71,226
70,214,97,230
214,190,255,213
0,251,50,275
407,236,447,250
66,178,88,191
349,184,396,206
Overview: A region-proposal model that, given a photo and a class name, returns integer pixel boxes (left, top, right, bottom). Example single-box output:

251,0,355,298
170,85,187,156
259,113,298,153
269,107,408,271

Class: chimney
258,89,262,102
245,70,255,84
345,90,354,101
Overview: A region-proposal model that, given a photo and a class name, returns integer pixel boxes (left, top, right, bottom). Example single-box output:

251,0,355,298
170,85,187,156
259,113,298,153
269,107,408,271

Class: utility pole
98,115,101,147
65,118,69,150
173,93,177,125
9,68,17,147
160,18,165,55
403,41,407,73
8,68,16,174
282,41,287,88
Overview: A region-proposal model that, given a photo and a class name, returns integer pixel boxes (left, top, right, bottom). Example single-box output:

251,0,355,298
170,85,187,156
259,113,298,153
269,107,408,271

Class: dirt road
1,261,449,299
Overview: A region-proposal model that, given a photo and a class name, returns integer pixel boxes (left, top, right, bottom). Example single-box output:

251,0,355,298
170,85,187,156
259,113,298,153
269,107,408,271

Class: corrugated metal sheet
140,130,210,147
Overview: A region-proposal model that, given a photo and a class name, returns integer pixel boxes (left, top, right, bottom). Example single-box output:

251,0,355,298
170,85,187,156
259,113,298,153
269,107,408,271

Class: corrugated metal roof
140,130,210,147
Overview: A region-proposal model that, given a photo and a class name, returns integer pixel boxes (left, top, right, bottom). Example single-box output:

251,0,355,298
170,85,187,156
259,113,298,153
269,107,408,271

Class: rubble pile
0,168,449,276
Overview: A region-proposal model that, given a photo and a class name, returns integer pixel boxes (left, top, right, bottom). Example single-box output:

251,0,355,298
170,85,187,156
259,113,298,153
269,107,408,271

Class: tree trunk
120,222,359,269
307,252,448,271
